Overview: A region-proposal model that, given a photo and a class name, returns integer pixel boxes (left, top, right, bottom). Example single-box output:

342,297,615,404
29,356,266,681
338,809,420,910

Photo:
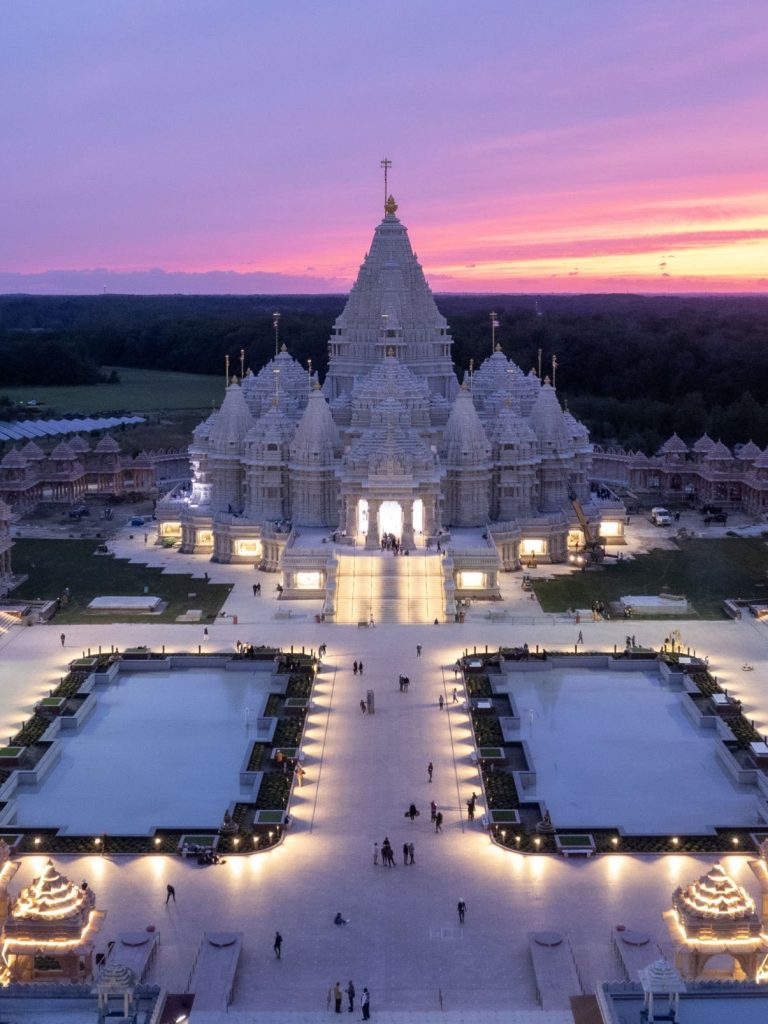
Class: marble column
365,499,380,548
401,500,414,549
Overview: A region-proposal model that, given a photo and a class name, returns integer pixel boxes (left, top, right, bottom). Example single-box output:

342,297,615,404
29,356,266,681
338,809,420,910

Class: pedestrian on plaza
457,899,466,924
454,660,460,679
631,634,636,648
427,761,433,783
358,661,364,674
408,841,415,864
353,660,358,675
373,842,378,865
346,980,355,1013
407,803,419,821
403,675,409,692
416,644,422,657
165,884,176,904
403,841,409,865
252,583,258,596
360,699,367,715
369,613,375,627
452,687,459,703
144,532,148,544
334,912,349,925
334,981,342,1013
361,987,370,1020
398,674,404,692
467,798,475,821
203,627,209,640
430,800,437,822
274,931,283,958
60,633,65,647
435,811,443,833
577,630,583,645
295,763,306,786
438,694,444,711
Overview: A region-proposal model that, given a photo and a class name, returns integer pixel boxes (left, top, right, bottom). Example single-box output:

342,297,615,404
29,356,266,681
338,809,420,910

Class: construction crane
569,491,605,564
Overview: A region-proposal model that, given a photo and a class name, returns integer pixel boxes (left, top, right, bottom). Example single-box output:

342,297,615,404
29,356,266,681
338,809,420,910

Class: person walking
361,987,370,1020
273,931,283,958
334,981,342,1013
360,698,367,714
438,694,444,711
427,762,433,783
203,627,209,640
358,661,364,674
408,841,415,864
457,899,466,924
165,884,176,904
577,630,583,645
452,687,459,703
416,644,422,657
346,980,355,1013
430,800,437,822
466,798,475,821
353,660,358,675
372,842,378,866
435,811,443,833
402,841,409,865
60,633,66,647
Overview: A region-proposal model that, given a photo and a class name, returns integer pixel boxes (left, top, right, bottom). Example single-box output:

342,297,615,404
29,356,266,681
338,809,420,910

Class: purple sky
2,0,768,293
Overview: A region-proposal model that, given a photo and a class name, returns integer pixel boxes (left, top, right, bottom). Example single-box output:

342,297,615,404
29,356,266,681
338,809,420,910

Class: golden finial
385,194,398,216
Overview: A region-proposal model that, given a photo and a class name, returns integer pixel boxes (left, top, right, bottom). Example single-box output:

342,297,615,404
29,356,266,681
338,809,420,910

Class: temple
158,197,623,613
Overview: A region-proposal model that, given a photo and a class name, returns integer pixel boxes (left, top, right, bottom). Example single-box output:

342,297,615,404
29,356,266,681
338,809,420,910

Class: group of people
380,532,405,554
376,837,398,866
397,674,411,691
353,660,365,675
331,980,370,1018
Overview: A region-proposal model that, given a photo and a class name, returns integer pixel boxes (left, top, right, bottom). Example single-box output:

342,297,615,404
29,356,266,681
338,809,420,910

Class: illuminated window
235,539,262,557
296,571,322,589
458,571,484,589
197,531,213,546
599,521,622,538
520,538,546,556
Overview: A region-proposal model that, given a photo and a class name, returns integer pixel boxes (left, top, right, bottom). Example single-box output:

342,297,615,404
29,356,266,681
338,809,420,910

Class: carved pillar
344,496,357,536
401,500,414,548
365,499,380,548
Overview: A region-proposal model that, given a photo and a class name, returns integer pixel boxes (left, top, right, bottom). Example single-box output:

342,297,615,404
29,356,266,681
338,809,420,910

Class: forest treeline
1,293,768,453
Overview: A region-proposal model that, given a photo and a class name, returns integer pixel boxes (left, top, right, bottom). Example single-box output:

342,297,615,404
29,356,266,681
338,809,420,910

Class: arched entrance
378,501,402,541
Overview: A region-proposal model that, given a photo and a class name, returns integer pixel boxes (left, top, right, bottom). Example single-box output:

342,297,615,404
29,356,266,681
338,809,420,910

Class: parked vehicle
650,507,672,526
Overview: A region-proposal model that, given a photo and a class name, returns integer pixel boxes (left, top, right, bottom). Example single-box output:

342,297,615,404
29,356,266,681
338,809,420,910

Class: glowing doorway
378,501,402,540
412,498,424,534
357,499,369,536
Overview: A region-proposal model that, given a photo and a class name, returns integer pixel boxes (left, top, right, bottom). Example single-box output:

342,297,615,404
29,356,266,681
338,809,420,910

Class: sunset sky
2,0,768,294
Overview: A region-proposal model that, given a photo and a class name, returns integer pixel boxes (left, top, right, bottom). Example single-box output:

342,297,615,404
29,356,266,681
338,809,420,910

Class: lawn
534,536,768,618
11,539,231,624
2,366,224,415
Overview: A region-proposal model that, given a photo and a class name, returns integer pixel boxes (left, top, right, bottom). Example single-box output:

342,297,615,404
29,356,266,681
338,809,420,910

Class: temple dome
210,381,254,448
290,385,341,465
692,433,715,455
704,440,733,463
245,401,294,455
736,440,761,461
241,345,313,420
671,862,758,930
442,386,491,464
659,433,688,456
93,434,121,455
528,382,570,451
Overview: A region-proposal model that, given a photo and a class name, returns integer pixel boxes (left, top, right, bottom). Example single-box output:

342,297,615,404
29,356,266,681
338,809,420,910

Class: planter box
254,810,286,826
0,748,24,766
178,833,219,855
476,746,505,761
555,833,595,857
487,809,521,825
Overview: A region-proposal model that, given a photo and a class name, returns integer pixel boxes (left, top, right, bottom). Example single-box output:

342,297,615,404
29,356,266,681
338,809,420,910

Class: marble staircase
333,551,445,624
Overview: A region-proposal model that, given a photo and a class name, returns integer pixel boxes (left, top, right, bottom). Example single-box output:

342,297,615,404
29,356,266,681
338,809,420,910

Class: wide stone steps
333,551,445,625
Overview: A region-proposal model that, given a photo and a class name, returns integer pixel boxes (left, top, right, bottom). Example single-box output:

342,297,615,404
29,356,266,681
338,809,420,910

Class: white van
650,507,672,526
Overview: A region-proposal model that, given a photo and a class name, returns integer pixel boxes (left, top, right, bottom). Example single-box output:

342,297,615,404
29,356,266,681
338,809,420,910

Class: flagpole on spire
272,311,281,358
225,353,230,386
552,353,558,390
490,311,499,355
380,157,392,212
240,348,245,380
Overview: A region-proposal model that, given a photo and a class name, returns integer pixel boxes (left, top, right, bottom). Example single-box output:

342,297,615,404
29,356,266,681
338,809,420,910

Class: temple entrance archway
357,499,369,536
378,500,402,541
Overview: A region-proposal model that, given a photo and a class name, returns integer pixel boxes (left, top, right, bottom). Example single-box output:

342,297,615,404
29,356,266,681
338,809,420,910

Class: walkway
1,523,768,1017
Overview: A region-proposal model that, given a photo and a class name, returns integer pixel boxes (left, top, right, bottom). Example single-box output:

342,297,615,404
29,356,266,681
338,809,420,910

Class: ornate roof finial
385,194,398,216
380,157,392,211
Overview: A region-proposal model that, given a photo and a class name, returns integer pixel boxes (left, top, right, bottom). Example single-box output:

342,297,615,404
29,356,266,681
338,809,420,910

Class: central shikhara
158,196,624,604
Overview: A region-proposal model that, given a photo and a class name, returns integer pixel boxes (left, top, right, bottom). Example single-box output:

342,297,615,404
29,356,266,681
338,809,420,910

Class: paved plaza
1,524,768,1021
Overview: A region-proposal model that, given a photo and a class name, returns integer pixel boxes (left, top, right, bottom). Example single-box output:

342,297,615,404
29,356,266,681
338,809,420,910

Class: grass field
12,539,231,624
534,536,768,619
1,367,224,415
